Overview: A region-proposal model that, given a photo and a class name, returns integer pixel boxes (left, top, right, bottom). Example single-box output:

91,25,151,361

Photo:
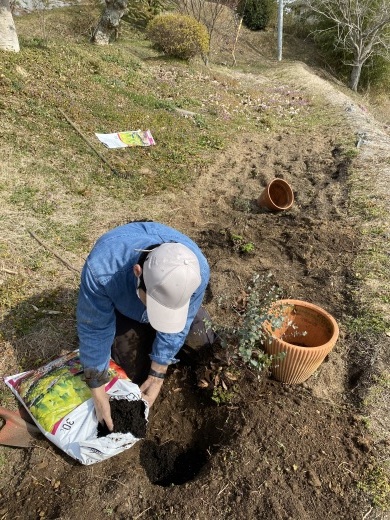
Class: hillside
0,5,389,520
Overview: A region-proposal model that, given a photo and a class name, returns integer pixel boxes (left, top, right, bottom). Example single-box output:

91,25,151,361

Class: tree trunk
0,0,20,52
349,62,363,91
91,0,129,45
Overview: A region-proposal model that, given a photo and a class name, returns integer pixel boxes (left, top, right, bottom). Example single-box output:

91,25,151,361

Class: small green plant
146,13,209,63
230,233,243,244
229,233,255,255
198,134,224,149
197,357,241,405
215,273,286,371
236,274,285,369
212,384,238,405
240,242,255,255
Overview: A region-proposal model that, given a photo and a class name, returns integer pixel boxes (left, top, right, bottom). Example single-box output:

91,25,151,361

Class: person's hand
91,385,113,431
140,362,167,407
140,376,164,408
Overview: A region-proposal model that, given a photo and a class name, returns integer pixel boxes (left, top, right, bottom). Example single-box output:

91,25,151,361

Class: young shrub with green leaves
146,13,209,62
216,273,286,372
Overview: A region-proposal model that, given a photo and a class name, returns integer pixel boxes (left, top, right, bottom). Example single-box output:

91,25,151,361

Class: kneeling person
77,221,213,431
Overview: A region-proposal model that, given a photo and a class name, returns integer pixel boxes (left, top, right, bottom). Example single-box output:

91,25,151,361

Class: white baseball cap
142,243,201,333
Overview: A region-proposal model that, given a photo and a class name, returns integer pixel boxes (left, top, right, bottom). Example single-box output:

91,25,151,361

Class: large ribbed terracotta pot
262,299,339,384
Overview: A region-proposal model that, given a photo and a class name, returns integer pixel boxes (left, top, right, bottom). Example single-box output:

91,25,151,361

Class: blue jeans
111,307,215,385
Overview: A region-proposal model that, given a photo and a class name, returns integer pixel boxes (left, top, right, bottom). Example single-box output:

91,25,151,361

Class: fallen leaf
225,371,238,381
204,369,213,381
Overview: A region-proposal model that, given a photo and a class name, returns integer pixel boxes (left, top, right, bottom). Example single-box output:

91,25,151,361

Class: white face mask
136,274,142,299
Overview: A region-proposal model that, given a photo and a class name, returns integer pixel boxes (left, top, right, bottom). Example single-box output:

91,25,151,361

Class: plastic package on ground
4,351,148,465
95,129,155,148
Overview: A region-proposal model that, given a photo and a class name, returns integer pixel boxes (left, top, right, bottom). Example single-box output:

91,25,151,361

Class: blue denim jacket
77,222,210,388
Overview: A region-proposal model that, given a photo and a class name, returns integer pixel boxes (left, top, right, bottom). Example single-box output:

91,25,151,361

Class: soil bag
4,351,148,465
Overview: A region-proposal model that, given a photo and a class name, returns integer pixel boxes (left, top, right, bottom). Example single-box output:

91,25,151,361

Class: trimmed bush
146,13,209,61
238,0,277,31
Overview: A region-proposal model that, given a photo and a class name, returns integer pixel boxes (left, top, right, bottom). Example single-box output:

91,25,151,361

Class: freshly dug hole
140,439,208,486
97,399,147,438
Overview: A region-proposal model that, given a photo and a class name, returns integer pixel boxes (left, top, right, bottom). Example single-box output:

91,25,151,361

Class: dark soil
97,399,147,438
140,440,207,486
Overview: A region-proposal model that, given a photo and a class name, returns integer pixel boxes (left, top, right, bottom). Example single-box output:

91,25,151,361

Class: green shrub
237,0,277,31
124,0,168,29
146,13,209,61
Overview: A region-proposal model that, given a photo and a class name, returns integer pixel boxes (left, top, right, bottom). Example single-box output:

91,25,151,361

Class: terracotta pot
257,178,294,211
262,299,339,384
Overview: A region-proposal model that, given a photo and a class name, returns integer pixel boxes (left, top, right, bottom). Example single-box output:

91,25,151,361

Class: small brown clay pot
262,299,339,384
257,178,294,211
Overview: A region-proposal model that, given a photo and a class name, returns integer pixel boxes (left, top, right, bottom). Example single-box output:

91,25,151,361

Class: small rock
354,436,371,453
307,468,322,487
16,65,29,78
